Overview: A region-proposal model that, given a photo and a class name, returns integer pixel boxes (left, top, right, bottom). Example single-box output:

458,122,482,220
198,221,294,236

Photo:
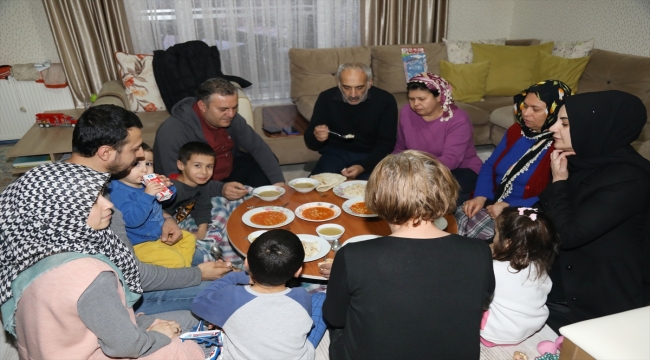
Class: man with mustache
304,63,398,180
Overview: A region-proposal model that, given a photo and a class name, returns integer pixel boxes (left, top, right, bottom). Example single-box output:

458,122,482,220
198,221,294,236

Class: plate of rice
333,180,367,199
297,234,330,262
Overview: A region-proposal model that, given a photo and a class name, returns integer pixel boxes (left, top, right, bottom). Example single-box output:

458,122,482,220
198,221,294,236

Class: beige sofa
93,80,254,146
286,40,650,160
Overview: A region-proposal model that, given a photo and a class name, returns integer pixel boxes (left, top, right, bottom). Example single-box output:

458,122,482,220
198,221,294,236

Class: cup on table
316,224,345,246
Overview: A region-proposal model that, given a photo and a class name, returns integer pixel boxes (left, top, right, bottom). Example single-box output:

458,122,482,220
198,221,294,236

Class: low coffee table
226,186,457,280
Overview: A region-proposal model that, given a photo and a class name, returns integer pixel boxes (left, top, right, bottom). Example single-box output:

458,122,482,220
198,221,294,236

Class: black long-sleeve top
323,235,495,360
304,86,398,172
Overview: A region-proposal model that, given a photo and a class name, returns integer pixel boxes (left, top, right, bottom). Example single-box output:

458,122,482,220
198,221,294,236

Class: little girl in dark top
481,207,560,346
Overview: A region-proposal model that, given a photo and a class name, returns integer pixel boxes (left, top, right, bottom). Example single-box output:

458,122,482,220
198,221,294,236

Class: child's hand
147,319,182,339
318,258,334,279
156,174,173,187
144,181,164,196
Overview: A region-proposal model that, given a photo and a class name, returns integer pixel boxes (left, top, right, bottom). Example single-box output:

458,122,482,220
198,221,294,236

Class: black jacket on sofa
153,40,252,112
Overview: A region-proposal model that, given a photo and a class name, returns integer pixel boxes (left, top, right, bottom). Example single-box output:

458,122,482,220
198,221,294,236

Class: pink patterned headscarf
408,72,457,122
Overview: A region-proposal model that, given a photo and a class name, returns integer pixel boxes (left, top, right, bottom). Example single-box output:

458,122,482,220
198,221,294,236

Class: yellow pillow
534,51,590,92
440,60,490,102
472,42,554,96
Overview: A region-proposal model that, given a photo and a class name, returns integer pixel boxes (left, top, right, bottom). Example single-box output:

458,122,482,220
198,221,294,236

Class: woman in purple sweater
393,73,482,205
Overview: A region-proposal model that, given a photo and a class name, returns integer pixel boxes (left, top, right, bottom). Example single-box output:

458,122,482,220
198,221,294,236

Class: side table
7,109,84,174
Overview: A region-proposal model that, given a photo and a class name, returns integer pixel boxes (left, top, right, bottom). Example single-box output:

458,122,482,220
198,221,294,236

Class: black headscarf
0,162,142,305
494,80,573,202
565,90,650,175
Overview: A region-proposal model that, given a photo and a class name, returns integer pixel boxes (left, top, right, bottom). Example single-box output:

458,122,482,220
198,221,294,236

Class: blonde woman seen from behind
323,150,495,360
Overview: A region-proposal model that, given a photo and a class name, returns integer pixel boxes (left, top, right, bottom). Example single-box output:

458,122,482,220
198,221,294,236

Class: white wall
0,0,60,64
447,0,515,40
447,0,650,57
509,0,650,56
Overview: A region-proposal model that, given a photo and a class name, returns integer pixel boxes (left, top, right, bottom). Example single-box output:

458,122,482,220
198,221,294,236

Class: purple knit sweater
393,105,483,174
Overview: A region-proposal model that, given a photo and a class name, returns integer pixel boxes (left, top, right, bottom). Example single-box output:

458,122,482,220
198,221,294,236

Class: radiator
0,76,75,141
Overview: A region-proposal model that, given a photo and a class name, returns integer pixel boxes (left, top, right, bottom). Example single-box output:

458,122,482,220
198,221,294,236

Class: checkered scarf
0,162,142,305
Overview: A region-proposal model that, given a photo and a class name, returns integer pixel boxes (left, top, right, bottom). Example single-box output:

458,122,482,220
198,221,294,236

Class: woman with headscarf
540,90,650,332
393,72,483,206
457,80,573,240
0,162,204,359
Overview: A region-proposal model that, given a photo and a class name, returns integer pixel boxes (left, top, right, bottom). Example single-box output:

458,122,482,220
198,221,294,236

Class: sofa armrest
93,80,129,110
232,82,254,128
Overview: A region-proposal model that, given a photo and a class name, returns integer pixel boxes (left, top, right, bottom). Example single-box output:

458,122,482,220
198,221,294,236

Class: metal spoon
330,239,341,252
329,131,355,139
210,243,224,261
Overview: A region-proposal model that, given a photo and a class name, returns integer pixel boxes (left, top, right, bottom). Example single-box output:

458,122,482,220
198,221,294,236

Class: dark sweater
162,179,212,226
323,235,495,360
304,86,398,172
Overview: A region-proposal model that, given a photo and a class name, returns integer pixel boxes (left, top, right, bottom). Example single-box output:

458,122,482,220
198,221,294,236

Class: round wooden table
226,186,457,280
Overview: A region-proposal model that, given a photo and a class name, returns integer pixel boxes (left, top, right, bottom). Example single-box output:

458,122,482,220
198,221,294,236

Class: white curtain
124,0,360,100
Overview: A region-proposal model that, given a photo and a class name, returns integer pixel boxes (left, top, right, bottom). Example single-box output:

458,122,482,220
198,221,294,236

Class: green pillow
534,51,590,93
472,42,554,96
440,60,490,102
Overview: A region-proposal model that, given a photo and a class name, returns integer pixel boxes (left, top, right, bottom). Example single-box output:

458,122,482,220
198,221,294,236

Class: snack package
142,174,173,201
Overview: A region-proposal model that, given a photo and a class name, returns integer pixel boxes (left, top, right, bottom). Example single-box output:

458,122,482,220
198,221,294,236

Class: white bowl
288,178,320,193
252,185,285,201
316,224,345,241
248,230,268,243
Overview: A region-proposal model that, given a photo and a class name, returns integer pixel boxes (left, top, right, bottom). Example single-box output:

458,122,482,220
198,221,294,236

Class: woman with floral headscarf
540,90,650,332
393,72,483,206
0,162,204,359
457,80,573,240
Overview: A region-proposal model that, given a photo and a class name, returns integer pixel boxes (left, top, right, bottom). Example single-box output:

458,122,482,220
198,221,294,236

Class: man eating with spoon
304,63,398,180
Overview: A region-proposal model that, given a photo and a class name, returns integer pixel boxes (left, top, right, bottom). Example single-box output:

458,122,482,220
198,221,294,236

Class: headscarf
408,72,457,122
494,80,573,202
0,162,142,305
565,90,650,172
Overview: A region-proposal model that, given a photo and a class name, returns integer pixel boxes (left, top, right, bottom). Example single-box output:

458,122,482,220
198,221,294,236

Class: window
125,0,359,100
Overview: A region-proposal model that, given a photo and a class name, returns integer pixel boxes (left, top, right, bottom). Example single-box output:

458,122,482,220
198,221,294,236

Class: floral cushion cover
115,52,166,112
442,38,507,64
542,38,595,59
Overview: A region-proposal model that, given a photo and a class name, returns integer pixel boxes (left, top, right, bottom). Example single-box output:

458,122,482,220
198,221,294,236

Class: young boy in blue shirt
191,230,326,359
109,143,197,268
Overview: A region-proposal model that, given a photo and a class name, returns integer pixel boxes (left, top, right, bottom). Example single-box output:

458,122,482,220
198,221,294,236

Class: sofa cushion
289,46,371,101
577,49,650,116
466,96,514,114
442,38,506,64
490,105,516,130
440,60,489,102
295,95,319,121
115,52,166,112
472,42,554,96
534,51,590,92
370,43,447,94
543,38,595,59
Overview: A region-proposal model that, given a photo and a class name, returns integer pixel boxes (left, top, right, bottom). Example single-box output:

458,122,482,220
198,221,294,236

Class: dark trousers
223,153,271,187
451,168,478,207
310,145,371,180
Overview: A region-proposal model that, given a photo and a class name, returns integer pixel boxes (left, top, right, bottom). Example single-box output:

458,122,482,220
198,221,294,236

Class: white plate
333,180,368,199
434,217,448,230
342,197,378,218
242,206,295,229
294,202,341,222
341,234,381,247
298,234,330,262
